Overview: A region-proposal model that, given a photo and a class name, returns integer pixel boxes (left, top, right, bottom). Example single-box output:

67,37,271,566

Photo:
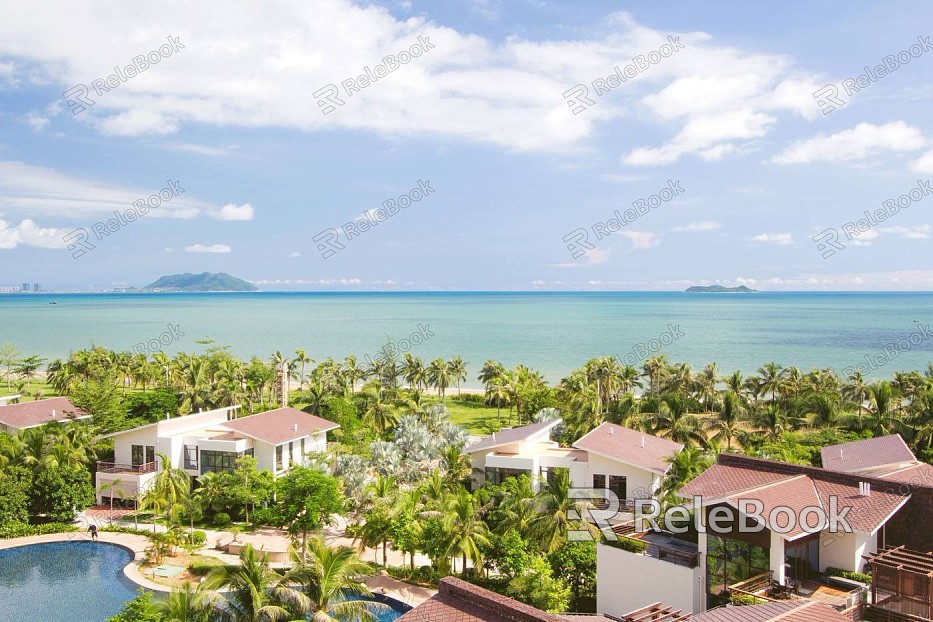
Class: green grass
424,396,508,434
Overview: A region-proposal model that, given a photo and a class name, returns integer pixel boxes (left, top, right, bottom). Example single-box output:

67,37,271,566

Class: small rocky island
141,272,258,292
685,285,758,293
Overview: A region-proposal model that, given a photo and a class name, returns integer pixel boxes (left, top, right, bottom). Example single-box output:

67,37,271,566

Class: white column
770,530,785,584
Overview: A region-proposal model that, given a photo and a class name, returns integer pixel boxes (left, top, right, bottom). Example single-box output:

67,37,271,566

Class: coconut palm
448,356,468,397
157,583,219,622
205,544,309,622
282,536,383,622
443,489,491,574
528,468,598,554
427,358,454,400
146,451,191,527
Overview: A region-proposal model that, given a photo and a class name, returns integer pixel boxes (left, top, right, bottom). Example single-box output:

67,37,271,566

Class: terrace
865,546,933,620
605,528,701,569
728,571,866,611
96,460,157,474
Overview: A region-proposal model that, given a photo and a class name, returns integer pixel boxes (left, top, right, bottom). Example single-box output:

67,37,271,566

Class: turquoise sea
1,291,931,386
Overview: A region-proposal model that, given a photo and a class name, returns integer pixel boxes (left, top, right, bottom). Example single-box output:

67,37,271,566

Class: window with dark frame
593,474,606,488
184,445,198,470
276,445,283,470
609,475,627,501
131,445,143,465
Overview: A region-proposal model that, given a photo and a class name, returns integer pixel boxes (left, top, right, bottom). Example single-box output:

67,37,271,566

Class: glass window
276,445,283,470
593,474,606,488
300,438,305,457
244,448,254,458
131,445,143,466
184,445,198,470
200,450,237,474
145,446,155,464
609,475,627,500
706,534,771,607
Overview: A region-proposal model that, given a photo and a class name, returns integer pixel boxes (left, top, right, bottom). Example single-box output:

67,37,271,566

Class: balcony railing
96,460,157,474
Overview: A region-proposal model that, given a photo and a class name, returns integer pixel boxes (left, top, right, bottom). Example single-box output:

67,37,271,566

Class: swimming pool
0,541,137,621
349,593,413,621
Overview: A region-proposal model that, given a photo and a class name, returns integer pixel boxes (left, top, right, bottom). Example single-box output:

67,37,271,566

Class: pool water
0,541,137,621
349,593,413,621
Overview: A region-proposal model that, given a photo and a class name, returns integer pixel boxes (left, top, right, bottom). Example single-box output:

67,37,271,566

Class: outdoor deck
96,460,157,474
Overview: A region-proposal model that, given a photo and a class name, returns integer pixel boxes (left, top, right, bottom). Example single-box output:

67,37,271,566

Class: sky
0,0,932,291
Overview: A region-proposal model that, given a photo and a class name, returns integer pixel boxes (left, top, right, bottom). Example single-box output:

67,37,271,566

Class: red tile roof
821,434,916,474
220,407,338,445
572,423,683,475
468,419,561,453
0,397,88,429
679,454,911,537
398,577,563,622
879,462,933,488
692,600,849,621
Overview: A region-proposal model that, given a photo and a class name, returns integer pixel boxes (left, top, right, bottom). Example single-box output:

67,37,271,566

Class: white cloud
0,160,251,221
0,3,834,156
213,203,254,221
878,225,931,239
912,149,933,174
772,121,927,165
675,220,721,232
162,143,236,157
0,217,64,249
752,232,793,245
618,230,659,250
185,243,232,253
289,251,301,258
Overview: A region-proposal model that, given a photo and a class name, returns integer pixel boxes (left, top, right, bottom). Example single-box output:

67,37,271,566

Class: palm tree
293,349,313,391
478,360,505,390
708,391,745,449
282,536,383,622
344,355,365,394
205,544,309,622
360,381,398,434
448,356,468,397
146,451,191,528
440,444,471,486
157,583,219,622
756,362,784,404
528,469,597,554
444,489,491,574
843,370,868,415
660,445,711,498
427,358,454,400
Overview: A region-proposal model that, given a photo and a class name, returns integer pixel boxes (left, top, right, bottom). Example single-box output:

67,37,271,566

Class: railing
96,461,156,474
642,541,701,568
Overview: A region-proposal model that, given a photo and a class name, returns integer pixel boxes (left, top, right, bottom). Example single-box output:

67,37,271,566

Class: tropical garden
2,340,933,617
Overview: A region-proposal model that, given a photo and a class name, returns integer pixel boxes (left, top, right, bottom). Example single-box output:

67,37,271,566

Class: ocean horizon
2,290,931,386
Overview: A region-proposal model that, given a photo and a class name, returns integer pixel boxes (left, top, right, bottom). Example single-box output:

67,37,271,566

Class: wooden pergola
865,546,933,621
620,602,691,622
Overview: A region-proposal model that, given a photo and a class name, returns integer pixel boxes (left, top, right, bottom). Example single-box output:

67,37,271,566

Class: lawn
423,396,507,435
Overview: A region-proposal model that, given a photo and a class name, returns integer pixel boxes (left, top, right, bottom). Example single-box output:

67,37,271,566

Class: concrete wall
597,543,705,616
575,452,659,499
820,531,877,574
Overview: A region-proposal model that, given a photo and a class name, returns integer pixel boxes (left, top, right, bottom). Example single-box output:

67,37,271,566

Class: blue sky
1,0,932,291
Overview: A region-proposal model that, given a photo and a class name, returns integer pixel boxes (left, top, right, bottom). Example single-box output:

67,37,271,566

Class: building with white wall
94,406,338,504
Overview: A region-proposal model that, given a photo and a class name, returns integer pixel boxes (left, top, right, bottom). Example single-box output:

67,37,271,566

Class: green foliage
189,530,207,546
418,517,452,572
506,555,571,613
100,525,154,536
188,558,227,576
488,530,532,578
272,466,343,539
548,541,597,611
729,592,767,606
826,567,872,584
123,389,179,425
31,463,95,521
107,590,164,622
0,521,76,539
194,456,274,521
0,466,31,525
212,512,232,528
71,376,128,432
604,535,648,554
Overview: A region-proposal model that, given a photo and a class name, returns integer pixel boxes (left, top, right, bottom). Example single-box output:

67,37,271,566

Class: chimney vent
609,426,614,435
293,423,298,432
51,409,56,418
859,482,871,497
641,436,646,448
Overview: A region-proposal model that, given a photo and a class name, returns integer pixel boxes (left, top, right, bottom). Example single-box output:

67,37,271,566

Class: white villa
467,420,683,504
94,405,339,504
0,396,90,433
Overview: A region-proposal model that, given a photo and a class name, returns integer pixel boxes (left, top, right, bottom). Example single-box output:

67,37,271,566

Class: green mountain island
142,272,258,292
685,285,758,293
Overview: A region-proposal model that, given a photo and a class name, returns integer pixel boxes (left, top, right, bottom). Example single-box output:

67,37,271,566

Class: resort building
572,422,684,503
94,405,338,504
467,419,587,492
398,576,569,622
821,433,933,485
467,420,683,502
0,396,89,433
595,452,926,618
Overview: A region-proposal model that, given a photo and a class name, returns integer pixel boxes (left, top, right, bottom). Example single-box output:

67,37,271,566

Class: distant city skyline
0,1,931,290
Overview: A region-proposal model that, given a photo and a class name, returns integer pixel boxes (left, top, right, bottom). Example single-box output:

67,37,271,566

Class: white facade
95,406,332,503
570,451,664,499
597,542,705,616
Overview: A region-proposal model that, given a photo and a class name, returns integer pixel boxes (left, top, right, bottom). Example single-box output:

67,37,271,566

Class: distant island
686,285,758,293
141,272,258,292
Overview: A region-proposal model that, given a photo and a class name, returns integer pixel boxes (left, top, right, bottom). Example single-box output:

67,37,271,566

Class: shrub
100,525,154,537
826,567,871,584
730,592,766,606
0,522,76,539
213,512,232,528
188,558,225,576
604,536,647,554
189,530,207,546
